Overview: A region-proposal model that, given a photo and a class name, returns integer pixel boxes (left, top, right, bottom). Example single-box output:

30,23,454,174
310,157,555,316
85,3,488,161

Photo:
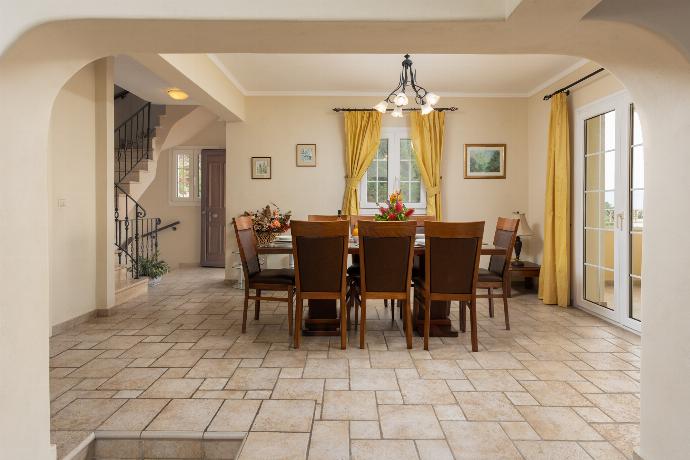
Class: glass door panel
629,106,644,322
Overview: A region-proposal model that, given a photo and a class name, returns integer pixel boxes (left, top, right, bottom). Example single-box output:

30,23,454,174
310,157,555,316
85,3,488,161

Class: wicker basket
255,231,278,247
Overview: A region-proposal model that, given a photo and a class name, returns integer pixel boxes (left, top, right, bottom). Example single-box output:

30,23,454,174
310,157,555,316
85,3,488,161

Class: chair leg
340,294,347,350
391,299,395,322
412,297,419,335
488,288,494,318
359,298,367,349
403,297,413,349
287,286,294,336
255,289,261,320
423,297,431,350
502,291,510,330
399,299,403,319
242,289,249,333
459,301,466,333
384,299,388,308
469,300,478,352
294,294,302,349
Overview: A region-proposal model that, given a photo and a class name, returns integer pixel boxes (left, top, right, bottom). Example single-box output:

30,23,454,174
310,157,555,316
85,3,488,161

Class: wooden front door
201,149,226,267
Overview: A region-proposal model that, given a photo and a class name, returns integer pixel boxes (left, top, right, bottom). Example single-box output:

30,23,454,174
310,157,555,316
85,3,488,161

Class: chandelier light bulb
394,92,409,106
373,100,388,113
425,92,440,105
420,103,434,115
392,106,404,118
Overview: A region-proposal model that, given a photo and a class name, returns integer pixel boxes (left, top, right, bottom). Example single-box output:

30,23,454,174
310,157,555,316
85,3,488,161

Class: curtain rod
332,107,457,112
543,68,606,101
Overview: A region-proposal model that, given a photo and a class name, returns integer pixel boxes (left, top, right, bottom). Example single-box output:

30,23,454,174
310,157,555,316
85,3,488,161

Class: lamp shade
513,212,533,237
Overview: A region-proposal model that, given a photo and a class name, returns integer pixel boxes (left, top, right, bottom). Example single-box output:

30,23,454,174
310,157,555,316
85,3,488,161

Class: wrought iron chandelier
373,54,440,117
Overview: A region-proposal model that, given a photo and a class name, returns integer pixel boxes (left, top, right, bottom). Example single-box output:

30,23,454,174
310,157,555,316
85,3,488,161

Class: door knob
212,213,219,218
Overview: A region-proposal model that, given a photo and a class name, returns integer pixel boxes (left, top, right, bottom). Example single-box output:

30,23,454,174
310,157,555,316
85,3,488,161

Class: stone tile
433,404,465,420
370,350,414,368
379,404,443,439
262,350,308,368
446,379,475,392
441,420,522,459
464,369,524,392
93,335,143,350
135,324,179,336
120,342,174,359
514,440,591,459
151,349,205,367
579,370,640,393
416,440,454,460
579,441,628,460
50,349,104,368
309,421,349,460
163,367,191,378
50,378,81,400
504,391,539,406
521,381,591,406
280,367,304,379
200,377,229,390
347,420,378,440
414,359,465,379
573,406,614,423
592,423,639,458
140,378,203,398
585,393,640,422
573,353,636,371
473,352,525,370
238,432,309,460
147,398,222,431
455,392,523,421
162,328,208,343
113,389,143,398
207,399,261,432
350,368,399,391
351,440,418,460
500,421,540,440
68,358,132,378
303,358,349,379
98,398,168,431
376,390,403,405
186,358,240,378
99,367,166,390
271,378,324,401
246,389,273,399
226,368,280,390
518,406,603,441
51,398,126,430
523,360,583,381
399,379,455,404
193,335,237,350
321,390,378,420
225,342,270,358
240,358,264,367
326,378,350,390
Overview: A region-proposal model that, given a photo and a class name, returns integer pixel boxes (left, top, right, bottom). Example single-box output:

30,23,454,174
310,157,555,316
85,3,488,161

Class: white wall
48,63,99,328
138,120,225,268
225,95,528,277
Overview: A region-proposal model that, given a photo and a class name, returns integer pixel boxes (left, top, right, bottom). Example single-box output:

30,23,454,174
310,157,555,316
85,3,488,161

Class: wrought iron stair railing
115,101,153,184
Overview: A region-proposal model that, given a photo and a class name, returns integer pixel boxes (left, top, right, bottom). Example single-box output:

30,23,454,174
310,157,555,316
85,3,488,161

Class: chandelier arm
385,71,406,103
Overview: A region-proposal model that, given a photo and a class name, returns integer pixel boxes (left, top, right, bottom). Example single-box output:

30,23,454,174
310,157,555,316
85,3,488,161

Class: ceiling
114,55,200,105
210,54,586,97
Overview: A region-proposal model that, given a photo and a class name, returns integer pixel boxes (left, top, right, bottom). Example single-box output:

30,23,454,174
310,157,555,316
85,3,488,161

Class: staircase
113,102,164,304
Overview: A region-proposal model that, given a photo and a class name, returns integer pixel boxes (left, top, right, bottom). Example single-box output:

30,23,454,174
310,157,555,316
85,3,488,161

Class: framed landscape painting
464,144,506,179
251,156,272,179
296,144,316,167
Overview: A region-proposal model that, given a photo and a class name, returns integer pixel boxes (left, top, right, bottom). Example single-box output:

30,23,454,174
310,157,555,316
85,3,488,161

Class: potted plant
375,190,415,221
136,252,170,286
243,204,292,246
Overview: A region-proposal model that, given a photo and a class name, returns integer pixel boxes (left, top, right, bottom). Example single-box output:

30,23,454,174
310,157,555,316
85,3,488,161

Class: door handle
615,213,624,230
212,213,219,219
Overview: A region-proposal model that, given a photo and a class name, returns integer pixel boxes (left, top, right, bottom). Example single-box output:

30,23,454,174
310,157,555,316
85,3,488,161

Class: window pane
378,181,388,204
631,190,644,230
379,159,388,181
410,181,421,203
400,139,412,160
632,146,644,189
630,277,642,321
585,265,615,310
400,161,409,181
367,181,377,203
586,116,602,154
378,139,388,160
197,153,202,199
604,111,616,152
631,232,642,277
632,111,643,145
176,153,191,198
400,182,410,202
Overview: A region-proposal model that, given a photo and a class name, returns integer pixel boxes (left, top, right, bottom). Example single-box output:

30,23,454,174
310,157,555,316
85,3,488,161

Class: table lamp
512,211,533,266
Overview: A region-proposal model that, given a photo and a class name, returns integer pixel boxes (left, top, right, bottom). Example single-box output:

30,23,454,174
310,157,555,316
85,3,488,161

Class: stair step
114,277,148,305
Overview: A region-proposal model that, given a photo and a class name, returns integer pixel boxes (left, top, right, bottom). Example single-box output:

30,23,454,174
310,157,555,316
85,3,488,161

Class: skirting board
51,309,97,337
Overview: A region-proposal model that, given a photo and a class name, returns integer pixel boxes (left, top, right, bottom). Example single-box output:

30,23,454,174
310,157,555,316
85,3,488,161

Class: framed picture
296,144,317,167
464,144,506,179
251,156,272,179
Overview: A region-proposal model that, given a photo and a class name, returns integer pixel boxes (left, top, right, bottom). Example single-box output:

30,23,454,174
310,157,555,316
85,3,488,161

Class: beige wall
48,63,99,328
225,95,528,276
138,120,225,268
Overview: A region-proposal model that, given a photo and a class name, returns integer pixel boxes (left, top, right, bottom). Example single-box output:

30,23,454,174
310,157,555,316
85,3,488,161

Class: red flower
387,213,397,220
395,201,403,212
405,208,415,217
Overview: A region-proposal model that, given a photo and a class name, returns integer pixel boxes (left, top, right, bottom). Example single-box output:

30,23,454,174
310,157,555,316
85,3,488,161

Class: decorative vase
148,276,162,286
255,231,277,247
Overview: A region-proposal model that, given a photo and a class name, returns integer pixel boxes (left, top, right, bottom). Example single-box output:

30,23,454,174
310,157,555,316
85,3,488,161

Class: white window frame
169,147,202,206
359,127,426,213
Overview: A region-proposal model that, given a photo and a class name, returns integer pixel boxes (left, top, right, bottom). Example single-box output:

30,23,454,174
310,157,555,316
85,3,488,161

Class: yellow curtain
410,111,445,218
342,111,382,215
539,93,571,307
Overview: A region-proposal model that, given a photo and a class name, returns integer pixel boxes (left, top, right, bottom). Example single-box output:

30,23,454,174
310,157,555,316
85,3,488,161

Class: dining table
257,238,508,337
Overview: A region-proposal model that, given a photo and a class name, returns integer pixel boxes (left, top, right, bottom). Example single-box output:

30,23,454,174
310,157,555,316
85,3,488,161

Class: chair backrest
488,217,520,277
291,220,349,294
359,221,417,294
424,221,485,296
413,215,436,234
232,216,261,280
350,215,376,232
308,214,347,222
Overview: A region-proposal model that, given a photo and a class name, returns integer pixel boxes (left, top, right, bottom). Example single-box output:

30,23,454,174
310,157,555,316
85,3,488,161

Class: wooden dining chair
346,215,376,328
291,220,350,349
413,221,485,351
356,221,416,349
413,215,436,234
308,214,347,222
232,216,296,335
477,217,520,330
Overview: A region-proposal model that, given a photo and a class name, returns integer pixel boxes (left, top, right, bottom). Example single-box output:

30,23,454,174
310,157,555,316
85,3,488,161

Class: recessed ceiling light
167,88,189,101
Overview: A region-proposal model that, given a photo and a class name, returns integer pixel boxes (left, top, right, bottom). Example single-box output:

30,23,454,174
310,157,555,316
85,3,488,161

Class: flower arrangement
244,204,292,245
375,190,415,221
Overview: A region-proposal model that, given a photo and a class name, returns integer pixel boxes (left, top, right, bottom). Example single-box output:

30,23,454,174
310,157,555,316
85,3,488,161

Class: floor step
114,277,148,305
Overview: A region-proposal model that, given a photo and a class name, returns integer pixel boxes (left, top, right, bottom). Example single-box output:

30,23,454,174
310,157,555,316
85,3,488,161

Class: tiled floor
50,267,641,459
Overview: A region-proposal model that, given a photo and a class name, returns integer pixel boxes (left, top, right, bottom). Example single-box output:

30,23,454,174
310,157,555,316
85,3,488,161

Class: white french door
574,91,643,332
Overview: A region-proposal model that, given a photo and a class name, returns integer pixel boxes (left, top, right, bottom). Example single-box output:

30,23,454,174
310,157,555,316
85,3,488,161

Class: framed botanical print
251,156,272,179
464,144,506,179
296,144,317,167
